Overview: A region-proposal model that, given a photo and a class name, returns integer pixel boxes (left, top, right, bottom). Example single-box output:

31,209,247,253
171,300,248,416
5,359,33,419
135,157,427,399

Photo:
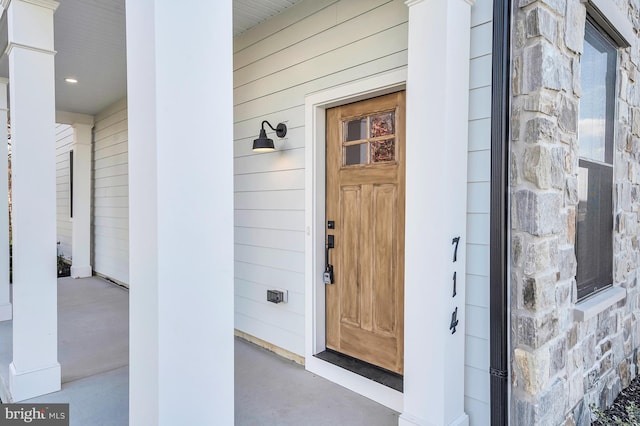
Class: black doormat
314,349,403,392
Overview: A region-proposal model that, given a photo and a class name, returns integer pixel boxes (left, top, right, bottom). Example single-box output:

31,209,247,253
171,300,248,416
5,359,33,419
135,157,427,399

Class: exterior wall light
252,120,287,152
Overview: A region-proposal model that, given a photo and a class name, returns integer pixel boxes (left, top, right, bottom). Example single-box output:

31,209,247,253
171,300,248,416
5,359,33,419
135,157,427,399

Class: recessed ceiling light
65,78,78,84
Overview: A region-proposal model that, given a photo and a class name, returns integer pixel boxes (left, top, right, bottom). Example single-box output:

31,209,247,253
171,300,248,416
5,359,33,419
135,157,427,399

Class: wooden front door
325,91,405,374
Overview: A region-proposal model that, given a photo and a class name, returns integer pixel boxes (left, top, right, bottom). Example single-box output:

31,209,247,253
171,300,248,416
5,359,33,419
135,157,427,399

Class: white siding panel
92,98,129,285
233,0,409,360
235,313,304,355
234,50,408,119
465,1,492,423
467,182,490,214
234,147,305,174
234,227,305,252
235,209,305,231
235,169,305,192
468,118,491,152
235,261,305,293
470,22,493,59
467,213,490,245
471,0,493,27
234,190,304,210
235,244,305,273
234,1,491,424
469,86,492,121
467,244,490,277
469,55,492,90
466,305,489,340
466,274,490,309
467,151,492,183
464,366,491,405
465,397,491,426
466,335,490,372
55,124,74,260
235,279,304,315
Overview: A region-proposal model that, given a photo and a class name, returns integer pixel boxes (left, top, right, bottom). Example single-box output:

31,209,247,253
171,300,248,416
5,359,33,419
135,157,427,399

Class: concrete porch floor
0,276,398,425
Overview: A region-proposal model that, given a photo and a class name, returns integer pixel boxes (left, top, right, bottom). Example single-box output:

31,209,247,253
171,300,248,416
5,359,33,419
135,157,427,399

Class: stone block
558,94,578,133
520,0,567,15
523,41,571,93
564,0,586,53
524,145,553,189
633,108,640,136
527,6,557,43
559,246,577,281
568,324,578,349
525,116,557,144
572,57,581,97
567,207,576,244
524,238,553,276
514,347,551,394
566,176,579,205
516,311,559,348
550,336,567,375
568,371,584,409
540,378,568,425
620,359,630,388
572,400,591,426
513,396,536,425
556,280,572,307
513,190,563,236
551,147,566,189
583,333,596,366
584,366,599,390
523,273,556,311
513,233,524,268
524,90,557,115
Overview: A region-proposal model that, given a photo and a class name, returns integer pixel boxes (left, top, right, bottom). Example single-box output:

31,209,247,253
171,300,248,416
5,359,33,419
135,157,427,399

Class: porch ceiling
0,0,305,117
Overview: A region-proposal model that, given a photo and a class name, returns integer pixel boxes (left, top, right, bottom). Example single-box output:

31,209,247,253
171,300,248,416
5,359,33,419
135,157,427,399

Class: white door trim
304,68,406,412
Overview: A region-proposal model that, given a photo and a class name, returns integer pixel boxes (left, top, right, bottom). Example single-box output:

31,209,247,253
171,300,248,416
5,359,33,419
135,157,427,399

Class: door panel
325,91,405,374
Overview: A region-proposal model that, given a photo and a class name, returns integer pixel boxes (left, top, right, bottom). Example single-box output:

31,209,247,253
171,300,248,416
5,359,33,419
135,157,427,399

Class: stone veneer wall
510,0,640,424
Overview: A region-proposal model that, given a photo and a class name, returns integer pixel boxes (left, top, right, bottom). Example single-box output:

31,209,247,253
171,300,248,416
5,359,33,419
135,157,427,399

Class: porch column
402,0,473,425
126,1,234,425
0,79,11,321
6,0,61,401
70,123,93,278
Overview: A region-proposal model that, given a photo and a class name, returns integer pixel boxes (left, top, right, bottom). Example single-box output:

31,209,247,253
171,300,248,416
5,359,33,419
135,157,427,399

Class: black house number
449,307,459,334
451,237,461,262
449,235,461,335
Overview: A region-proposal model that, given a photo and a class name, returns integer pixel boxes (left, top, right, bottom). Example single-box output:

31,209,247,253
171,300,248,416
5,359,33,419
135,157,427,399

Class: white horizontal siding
235,1,491,424
233,0,408,358
465,0,492,424
91,98,129,285
55,124,74,260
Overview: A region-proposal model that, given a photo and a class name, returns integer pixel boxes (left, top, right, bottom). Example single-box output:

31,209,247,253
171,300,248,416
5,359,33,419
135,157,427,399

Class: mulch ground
593,377,640,425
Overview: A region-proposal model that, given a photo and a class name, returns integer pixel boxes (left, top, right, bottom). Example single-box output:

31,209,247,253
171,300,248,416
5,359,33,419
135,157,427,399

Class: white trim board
304,68,407,413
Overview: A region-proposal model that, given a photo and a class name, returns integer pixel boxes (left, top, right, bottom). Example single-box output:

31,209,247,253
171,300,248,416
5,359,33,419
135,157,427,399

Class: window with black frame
576,19,617,301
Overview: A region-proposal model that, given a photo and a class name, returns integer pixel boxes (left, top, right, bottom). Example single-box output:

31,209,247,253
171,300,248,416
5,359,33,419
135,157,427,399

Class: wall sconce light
252,120,287,152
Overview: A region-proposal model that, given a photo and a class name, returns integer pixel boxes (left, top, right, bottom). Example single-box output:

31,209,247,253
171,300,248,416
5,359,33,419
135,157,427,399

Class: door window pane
371,139,395,163
370,113,394,138
342,110,397,167
344,118,367,142
344,143,368,165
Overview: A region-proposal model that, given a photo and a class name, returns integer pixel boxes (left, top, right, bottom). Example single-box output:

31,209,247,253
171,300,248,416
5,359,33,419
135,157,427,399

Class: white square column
70,123,93,278
126,1,234,425
6,0,61,401
401,0,474,425
0,78,12,322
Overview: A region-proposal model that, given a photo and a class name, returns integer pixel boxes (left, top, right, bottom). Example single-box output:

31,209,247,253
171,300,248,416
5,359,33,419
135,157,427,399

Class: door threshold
314,349,403,392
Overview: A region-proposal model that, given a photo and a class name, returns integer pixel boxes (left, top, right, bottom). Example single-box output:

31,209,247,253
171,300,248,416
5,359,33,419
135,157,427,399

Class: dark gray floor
235,338,399,426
